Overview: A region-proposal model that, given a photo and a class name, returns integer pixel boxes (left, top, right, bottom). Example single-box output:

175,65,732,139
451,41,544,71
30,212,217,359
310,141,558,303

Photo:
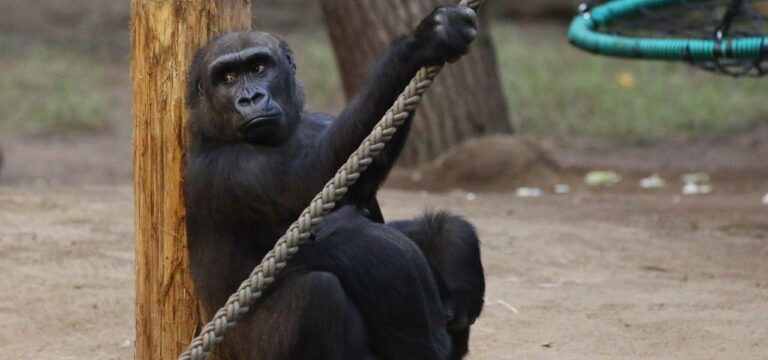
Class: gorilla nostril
237,89,267,108
238,92,265,108
237,97,253,109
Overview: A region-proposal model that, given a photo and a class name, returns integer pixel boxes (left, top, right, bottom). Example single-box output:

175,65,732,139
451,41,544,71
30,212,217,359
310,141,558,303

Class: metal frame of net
568,0,768,77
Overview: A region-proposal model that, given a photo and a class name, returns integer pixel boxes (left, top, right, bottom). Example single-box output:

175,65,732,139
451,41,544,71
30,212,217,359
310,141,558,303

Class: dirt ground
0,132,767,359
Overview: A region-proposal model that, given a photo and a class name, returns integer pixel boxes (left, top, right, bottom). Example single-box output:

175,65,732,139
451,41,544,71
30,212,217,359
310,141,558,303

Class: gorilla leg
230,271,374,360
388,212,485,359
303,207,453,360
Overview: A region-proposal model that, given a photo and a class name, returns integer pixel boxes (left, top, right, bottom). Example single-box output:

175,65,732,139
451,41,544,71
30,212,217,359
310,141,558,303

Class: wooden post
131,1,250,359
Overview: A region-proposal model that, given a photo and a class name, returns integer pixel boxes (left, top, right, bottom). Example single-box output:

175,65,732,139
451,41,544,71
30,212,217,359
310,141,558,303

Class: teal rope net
568,0,768,77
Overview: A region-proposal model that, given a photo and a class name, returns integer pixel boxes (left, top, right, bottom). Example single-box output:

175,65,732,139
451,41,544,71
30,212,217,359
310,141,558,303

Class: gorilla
184,6,485,360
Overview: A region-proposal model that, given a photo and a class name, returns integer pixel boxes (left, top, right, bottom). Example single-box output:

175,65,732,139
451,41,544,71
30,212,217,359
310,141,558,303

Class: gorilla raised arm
184,6,485,360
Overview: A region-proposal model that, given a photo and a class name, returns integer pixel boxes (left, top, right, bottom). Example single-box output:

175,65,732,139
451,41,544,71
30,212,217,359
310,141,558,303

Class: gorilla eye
254,64,265,75
223,73,237,84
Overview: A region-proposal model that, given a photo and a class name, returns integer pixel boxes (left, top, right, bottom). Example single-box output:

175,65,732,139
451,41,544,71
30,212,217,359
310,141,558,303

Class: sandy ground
1,182,767,359
0,127,767,359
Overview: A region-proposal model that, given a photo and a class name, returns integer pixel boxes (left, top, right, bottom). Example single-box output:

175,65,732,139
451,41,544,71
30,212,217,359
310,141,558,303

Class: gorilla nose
235,91,267,114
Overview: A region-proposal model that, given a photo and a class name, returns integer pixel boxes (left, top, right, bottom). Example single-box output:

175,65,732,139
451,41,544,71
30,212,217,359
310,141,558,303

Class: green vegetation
288,24,768,145
1,22,766,145
493,23,768,145
0,42,115,135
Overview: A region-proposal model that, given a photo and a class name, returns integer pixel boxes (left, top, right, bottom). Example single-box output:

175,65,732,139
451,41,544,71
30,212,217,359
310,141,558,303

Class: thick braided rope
178,1,484,359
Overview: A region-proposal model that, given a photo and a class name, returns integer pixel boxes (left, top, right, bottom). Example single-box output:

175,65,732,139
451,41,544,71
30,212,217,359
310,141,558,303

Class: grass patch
2,22,766,144
277,23,768,146
0,42,114,135
493,22,768,145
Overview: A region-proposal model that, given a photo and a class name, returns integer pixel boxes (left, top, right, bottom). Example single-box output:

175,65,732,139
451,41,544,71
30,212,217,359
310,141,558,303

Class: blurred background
0,0,766,186
2,2,768,359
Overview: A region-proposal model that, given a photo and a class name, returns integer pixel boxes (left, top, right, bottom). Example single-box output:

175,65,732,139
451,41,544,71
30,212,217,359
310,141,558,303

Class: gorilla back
184,6,484,360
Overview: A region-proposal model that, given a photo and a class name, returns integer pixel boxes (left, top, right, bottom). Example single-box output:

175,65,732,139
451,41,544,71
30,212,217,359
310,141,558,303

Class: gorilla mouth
239,114,281,133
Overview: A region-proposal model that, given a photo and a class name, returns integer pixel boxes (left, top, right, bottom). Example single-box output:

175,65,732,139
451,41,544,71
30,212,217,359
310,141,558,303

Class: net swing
568,0,768,77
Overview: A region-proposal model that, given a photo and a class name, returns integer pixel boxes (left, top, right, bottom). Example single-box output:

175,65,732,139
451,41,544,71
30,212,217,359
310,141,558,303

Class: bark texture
131,1,250,359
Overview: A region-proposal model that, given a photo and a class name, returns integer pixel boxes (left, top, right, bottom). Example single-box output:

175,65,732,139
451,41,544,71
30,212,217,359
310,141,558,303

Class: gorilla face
187,32,304,146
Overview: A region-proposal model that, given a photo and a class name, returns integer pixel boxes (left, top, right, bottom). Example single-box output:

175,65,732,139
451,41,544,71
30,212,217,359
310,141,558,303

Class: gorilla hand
412,6,478,64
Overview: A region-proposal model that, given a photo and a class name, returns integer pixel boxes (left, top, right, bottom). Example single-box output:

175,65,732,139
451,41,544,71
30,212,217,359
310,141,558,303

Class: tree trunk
131,1,250,359
319,0,513,166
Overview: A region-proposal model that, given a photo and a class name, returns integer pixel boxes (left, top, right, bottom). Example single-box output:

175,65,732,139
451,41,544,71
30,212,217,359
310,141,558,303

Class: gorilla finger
435,24,448,39
459,7,478,28
434,11,449,26
462,28,478,42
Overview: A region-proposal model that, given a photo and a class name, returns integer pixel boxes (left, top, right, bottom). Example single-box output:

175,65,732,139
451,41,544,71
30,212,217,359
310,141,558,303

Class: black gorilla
184,6,485,359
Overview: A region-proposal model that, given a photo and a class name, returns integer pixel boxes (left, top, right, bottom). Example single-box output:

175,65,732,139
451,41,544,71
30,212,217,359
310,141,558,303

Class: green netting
568,0,768,76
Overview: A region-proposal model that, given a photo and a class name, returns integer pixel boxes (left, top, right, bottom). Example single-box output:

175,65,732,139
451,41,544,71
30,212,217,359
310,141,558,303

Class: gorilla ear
185,72,202,108
186,47,207,108
286,53,297,75
275,36,297,75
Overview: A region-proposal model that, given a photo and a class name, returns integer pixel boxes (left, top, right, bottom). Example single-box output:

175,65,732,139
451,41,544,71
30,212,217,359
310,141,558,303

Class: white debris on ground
585,170,622,187
554,184,571,194
683,182,712,195
762,193,768,205
496,300,520,314
515,187,542,198
639,174,666,189
465,192,477,201
681,172,712,195
681,173,710,184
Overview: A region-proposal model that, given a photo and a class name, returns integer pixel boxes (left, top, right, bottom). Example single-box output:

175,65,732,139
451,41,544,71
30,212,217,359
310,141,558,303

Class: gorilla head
186,32,305,146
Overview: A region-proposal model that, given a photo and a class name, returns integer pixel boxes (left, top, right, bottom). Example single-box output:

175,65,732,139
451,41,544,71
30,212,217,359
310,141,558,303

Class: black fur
184,6,484,359
389,212,485,360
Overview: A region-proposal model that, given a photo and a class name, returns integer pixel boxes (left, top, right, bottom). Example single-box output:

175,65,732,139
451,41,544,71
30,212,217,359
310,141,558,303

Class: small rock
682,182,712,195
515,187,542,198
465,192,477,201
639,174,665,189
554,184,571,194
762,193,768,205
681,172,712,195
